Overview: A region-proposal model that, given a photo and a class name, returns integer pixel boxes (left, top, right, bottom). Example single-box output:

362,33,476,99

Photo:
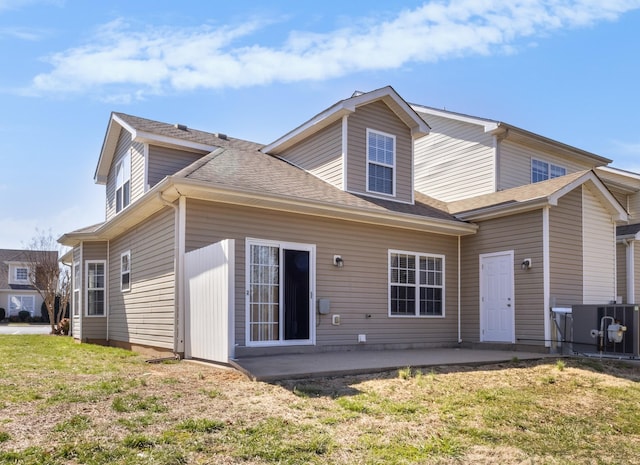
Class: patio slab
231,348,553,381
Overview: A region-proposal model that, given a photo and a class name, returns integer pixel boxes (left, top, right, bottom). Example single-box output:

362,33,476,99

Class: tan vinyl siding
499,139,597,190
130,142,144,203
629,192,640,223
105,130,144,221
148,145,204,189
108,209,176,349
278,121,343,189
185,199,459,353
549,188,583,306
583,184,616,303
413,113,495,201
460,211,544,345
617,242,628,303
347,101,413,203
81,242,108,341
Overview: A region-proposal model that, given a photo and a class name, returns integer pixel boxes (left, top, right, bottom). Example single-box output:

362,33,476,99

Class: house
0,249,57,320
59,86,634,363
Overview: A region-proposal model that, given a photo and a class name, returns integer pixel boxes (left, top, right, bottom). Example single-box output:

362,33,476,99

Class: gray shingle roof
177,147,460,223
113,112,264,152
617,223,640,237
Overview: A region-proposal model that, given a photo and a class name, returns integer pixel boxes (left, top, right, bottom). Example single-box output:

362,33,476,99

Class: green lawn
0,335,639,464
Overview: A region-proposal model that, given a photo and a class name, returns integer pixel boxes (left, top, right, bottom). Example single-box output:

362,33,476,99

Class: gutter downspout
159,192,184,356
106,241,110,342
458,235,462,344
543,206,551,348
624,239,635,304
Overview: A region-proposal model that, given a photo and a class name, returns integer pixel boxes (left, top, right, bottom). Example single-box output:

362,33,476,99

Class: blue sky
1,0,639,249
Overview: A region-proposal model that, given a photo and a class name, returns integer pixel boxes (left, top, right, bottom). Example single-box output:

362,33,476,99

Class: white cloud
26,0,640,98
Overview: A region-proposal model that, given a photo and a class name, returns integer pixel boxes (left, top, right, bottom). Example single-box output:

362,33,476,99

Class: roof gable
262,86,430,155
94,112,229,184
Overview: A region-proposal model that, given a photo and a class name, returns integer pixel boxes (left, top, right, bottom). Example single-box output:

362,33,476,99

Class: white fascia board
599,166,640,181
133,131,217,153
264,86,429,154
454,198,550,221
94,115,136,184
410,104,499,133
262,106,354,155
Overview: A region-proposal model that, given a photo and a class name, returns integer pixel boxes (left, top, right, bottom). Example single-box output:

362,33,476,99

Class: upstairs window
532,159,566,183
121,251,131,292
116,153,131,213
15,267,28,282
367,129,395,196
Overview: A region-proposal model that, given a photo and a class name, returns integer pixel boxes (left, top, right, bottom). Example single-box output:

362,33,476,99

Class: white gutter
626,239,635,304
159,192,183,355
458,235,462,344
543,207,551,348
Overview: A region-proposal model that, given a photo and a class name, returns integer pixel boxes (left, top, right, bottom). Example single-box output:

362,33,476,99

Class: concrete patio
230,347,553,381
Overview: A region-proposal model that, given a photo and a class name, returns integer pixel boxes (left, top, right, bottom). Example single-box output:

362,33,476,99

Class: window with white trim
15,267,28,281
73,261,80,316
9,295,35,317
86,261,106,316
367,129,395,195
115,153,131,213
121,251,131,292
531,159,566,183
389,251,444,317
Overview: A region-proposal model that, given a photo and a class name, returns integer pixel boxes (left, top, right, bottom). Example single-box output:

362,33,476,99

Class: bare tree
23,229,70,335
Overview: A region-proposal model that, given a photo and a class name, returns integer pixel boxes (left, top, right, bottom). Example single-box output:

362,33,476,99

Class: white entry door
480,251,515,343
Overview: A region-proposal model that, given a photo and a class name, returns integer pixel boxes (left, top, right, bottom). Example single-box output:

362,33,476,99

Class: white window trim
85,260,107,318
8,295,35,316
531,158,566,183
8,263,31,285
115,152,131,213
244,238,316,347
121,250,131,292
366,128,396,197
73,261,81,317
388,249,446,318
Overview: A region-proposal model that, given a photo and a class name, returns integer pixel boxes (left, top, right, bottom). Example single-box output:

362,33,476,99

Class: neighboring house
59,86,634,363
0,249,56,319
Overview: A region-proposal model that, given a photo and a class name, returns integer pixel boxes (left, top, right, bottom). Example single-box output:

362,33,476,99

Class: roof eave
172,177,477,236
454,198,550,221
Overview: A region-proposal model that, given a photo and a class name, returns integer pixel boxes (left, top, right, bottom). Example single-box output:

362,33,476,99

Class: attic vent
351,90,365,97
174,123,188,131
216,133,228,140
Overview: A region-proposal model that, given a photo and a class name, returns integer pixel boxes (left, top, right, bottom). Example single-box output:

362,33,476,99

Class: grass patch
1,336,640,464
176,418,225,433
112,393,167,413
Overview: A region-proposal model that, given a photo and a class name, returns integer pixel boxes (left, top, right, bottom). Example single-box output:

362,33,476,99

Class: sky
1,0,640,250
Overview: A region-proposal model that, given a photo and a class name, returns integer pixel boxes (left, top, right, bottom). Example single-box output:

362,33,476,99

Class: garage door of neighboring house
480,251,515,343
184,239,235,363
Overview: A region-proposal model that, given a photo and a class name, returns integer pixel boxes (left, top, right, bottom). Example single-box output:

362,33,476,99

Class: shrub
0,308,5,321
18,310,30,322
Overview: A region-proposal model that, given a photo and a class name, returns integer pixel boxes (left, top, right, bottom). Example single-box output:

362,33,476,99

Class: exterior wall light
333,255,344,267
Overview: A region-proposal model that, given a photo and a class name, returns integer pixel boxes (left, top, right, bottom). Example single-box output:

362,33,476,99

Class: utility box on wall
571,305,640,358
